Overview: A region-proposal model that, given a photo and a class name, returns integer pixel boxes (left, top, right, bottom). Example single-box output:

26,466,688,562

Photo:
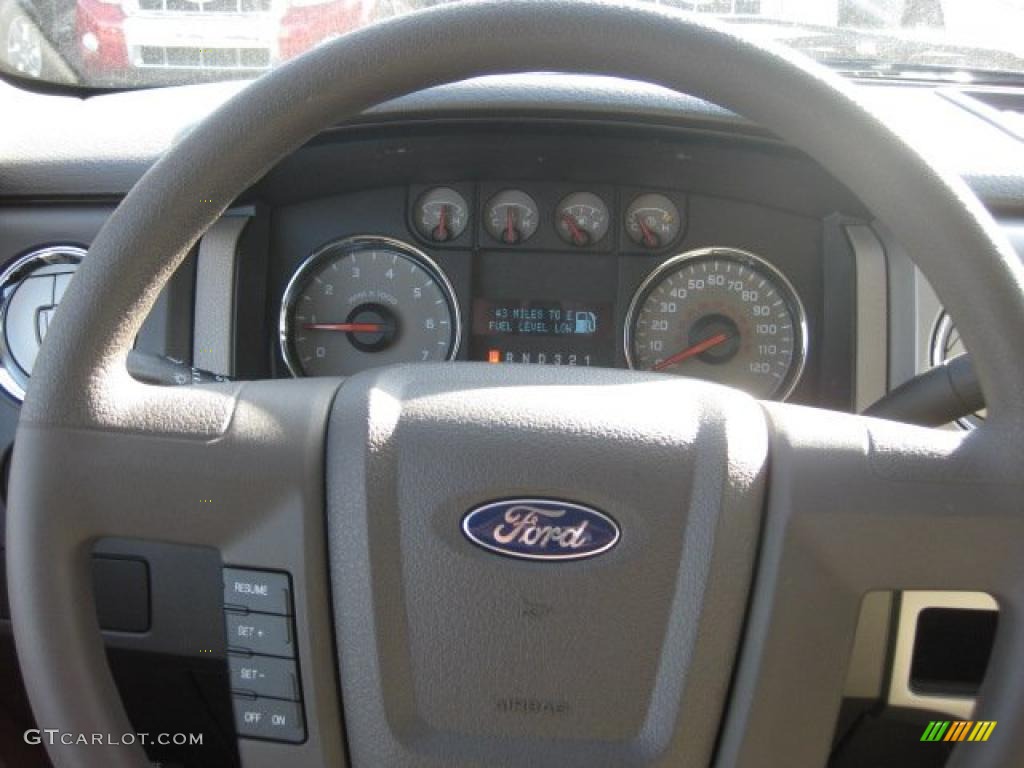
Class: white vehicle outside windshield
1,0,1023,87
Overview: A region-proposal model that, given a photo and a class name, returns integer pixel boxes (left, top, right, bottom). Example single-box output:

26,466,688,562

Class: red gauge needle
303,322,385,333
433,205,450,242
561,213,590,247
652,332,730,372
637,218,660,249
504,208,518,244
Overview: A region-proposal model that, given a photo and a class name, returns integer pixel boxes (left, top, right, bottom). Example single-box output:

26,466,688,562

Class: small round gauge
625,193,683,250
414,187,469,243
555,192,610,247
280,236,460,377
484,190,539,245
931,311,985,429
625,247,807,400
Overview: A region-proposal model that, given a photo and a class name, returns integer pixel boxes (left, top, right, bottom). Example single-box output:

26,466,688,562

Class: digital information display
470,298,613,367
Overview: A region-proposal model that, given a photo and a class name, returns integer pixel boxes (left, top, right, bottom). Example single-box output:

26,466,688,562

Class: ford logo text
461,499,620,561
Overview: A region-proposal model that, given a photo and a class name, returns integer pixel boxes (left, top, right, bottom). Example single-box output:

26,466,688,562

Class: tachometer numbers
281,236,460,377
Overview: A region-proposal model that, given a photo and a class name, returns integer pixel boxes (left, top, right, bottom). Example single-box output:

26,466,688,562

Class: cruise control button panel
222,568,305,744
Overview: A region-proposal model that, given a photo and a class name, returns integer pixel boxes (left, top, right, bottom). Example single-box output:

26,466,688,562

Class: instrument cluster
279,183,810,401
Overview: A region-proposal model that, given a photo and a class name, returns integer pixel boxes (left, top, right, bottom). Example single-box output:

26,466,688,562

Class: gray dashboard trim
842,591,893,700
2,75,1024,207
193,214,250,376
846,225,888,412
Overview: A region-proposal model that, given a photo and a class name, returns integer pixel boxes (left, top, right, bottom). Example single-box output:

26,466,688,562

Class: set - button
229,654,301,701
223,567,305,744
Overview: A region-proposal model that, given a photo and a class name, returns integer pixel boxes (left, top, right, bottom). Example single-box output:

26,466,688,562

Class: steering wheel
8,2,1024,766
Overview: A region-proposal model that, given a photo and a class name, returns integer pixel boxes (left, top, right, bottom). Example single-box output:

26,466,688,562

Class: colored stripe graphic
974,722,997,742
944,721,969,741
921,721,996,742
921,721,950,741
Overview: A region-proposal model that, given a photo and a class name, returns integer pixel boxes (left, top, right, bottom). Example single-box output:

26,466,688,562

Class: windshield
2,0,1023,88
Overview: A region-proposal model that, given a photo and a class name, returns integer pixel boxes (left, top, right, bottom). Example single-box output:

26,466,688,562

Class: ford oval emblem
462,499,620,561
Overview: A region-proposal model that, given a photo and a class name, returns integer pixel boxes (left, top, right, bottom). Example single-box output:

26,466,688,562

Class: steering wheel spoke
768,404,1023,589
14,379,338,547
8,378,345,767
718,405,1024,767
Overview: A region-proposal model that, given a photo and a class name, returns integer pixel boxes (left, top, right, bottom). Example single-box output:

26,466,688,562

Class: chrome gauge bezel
0,245,87,402
623,192,683,250
623,246,809,401
279,235,462,378
930,310,983,430
413,187,471,243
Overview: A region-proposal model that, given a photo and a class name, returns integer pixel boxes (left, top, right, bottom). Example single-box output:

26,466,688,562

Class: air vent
941,88,1024,142
0,245,85,401
889,591,998,719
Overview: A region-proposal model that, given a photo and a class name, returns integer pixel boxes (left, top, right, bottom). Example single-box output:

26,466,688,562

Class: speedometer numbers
280,236,460,377
625,247,807,400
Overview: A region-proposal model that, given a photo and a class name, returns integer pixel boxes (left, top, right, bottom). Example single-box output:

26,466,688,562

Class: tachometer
625,247,807,400
280,236,460,377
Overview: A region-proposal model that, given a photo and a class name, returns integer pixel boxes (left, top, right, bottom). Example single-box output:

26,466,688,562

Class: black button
229,653,301,701
233,695,305,743
93,557,150,633
225,611,294,658
223,568,292,616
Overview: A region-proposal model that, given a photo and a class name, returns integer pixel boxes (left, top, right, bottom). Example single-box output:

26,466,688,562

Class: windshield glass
2,0,1023,88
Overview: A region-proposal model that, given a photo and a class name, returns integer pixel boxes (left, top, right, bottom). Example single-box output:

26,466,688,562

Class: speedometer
280,236,460,377
625,247,807,400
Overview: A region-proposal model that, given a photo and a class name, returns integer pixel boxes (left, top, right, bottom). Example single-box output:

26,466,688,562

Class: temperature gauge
484,190,539,245
414,187,469,243
555,192,609,247
625,193,682,249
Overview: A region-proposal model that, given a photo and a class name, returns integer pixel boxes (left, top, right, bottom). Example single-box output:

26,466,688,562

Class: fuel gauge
555,192,609,247
414,187,469,243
